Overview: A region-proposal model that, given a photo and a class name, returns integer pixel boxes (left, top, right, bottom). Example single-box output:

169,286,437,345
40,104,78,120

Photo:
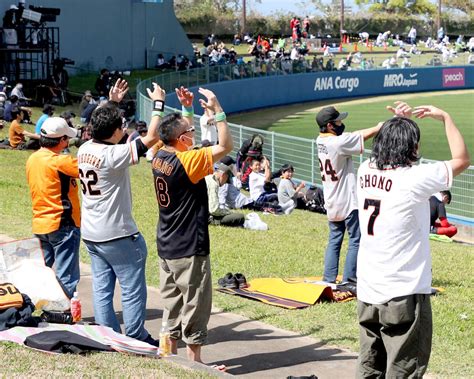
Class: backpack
304,186,326,214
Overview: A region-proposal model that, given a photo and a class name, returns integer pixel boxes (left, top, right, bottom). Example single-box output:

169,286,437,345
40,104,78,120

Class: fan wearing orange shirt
26,117,80,298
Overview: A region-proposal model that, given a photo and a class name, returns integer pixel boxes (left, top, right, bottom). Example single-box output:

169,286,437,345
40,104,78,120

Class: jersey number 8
155,177,170,207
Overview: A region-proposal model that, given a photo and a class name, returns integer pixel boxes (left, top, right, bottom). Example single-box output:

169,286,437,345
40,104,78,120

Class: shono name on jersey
152,157,174,176
77,153,103,169
317,143,328,154
360,174,393,192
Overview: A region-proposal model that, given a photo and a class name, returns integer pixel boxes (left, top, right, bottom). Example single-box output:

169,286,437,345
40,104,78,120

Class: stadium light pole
437,0,441,33
242,0,247,35
340,0,345,43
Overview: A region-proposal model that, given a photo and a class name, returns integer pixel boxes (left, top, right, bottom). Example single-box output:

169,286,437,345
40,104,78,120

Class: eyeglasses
179,126,195,137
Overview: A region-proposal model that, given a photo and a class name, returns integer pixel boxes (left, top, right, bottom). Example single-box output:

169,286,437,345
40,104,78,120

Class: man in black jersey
152,86,233,364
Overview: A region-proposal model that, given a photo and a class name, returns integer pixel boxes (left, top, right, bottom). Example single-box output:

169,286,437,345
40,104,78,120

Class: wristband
153,100,165,112
215,112,226,122
152,111,164,118
182,105,194,117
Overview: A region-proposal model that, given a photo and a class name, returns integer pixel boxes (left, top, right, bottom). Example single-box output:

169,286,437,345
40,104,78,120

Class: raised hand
146,82,166,101
175,86,194,107
386,101,412,118
198,88,222,113
109,79,129,103
412,105,447,122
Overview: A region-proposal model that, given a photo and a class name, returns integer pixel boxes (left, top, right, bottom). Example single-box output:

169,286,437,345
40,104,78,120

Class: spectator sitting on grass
430,191,458,238
249,156,279,208
205,164,245,227
277,164,306,215
35,104,54,135
127,120,148,143
8,106,39,149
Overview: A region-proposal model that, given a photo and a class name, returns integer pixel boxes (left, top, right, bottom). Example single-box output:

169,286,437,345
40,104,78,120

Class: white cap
40,117,77,138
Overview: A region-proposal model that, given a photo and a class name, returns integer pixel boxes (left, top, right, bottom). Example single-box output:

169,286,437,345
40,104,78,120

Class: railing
136,67,474,223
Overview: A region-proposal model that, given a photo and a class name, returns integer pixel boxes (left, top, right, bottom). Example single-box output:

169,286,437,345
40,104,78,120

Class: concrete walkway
79,263,357,378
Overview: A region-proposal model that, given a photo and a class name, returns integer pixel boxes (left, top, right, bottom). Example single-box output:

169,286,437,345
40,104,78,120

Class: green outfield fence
136,67,474,224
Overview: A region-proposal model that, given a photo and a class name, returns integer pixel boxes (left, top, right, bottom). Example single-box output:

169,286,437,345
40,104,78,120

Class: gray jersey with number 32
78,140,140,242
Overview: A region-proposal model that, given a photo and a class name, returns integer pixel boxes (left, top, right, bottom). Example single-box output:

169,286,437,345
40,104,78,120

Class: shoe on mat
217,273,238,289
41,310,73,324
234,273,248,288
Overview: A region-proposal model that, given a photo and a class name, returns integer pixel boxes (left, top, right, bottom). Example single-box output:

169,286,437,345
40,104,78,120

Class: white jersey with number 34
316,132,364,222
357,160,453,304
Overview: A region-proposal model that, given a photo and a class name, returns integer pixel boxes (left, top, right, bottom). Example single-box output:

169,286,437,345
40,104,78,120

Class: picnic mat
0,323,158,356
216,276,355,309
217,277,445,309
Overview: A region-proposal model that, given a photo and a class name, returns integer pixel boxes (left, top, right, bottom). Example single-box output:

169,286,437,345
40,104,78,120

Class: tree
442,0,472,15
353,0,437,16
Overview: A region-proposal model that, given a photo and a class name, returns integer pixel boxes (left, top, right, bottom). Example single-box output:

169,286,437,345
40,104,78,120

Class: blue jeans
36,225,80,299
323,209,360,283
84,233,149,341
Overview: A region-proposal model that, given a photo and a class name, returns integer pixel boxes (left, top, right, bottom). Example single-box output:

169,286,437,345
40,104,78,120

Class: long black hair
371,116,420,169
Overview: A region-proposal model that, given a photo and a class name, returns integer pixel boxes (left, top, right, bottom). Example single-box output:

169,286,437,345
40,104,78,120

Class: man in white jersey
315,106,382,283
357,102,470,377
78,79,164,345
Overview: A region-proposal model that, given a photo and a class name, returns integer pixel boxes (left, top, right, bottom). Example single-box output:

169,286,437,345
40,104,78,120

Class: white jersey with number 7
356,160,453,304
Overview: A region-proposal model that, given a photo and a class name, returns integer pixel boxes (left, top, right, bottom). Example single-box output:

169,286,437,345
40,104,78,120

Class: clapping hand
386,101,412,118
198,88,222,113
109,79,129,103
175,86,194,107
146,82,166,101
412,105,447,122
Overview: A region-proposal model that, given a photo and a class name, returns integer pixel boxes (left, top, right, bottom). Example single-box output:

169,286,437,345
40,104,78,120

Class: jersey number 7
363,198,381,235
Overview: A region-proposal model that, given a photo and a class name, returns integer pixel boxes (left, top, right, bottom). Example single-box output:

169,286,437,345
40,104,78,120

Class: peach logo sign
443,68,465,87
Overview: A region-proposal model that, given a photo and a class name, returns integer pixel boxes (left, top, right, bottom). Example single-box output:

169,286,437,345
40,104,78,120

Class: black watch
153,100,165,112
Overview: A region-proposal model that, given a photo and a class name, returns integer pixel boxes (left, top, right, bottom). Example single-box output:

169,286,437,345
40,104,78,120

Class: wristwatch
153,100,165,112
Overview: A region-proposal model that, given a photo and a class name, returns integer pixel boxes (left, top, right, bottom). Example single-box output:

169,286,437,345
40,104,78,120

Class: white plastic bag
244,212,268,231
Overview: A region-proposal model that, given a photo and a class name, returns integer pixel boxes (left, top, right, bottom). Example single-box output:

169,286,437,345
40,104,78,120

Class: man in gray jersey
315,106,382,284
78,79,164,345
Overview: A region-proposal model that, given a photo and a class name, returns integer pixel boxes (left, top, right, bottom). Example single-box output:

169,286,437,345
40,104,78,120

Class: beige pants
159,255,212,345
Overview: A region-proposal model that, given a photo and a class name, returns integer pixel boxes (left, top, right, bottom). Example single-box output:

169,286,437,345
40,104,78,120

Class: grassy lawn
0,115,472,376
228,90,474,162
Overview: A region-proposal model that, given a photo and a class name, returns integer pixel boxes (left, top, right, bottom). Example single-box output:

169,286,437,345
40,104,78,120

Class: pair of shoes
217,273,248,289
41,310,73,324
142,334,160,347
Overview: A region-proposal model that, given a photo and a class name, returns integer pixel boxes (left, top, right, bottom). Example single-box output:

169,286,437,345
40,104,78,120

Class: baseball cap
220,155,236,166
60,110,76,119
41,117,77,138
84,90,92,97
316,106,348,129
217,163,233,181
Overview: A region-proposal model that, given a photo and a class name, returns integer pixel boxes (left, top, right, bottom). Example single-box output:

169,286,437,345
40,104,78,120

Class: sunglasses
179,126,195,137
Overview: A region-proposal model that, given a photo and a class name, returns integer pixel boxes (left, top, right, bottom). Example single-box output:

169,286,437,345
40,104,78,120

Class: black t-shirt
429,196,447,227
152,147,213,259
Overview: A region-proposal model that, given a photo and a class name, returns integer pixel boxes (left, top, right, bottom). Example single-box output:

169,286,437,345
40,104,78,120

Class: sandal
217,273,238,289
210,364,227,372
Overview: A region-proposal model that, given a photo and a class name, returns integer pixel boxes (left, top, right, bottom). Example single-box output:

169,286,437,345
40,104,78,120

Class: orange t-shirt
26,148,80,234
9,120,25,148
